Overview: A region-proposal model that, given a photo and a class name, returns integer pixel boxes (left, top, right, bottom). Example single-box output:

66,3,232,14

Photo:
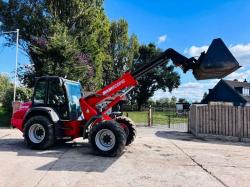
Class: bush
0,74,12,102
1,87,32,111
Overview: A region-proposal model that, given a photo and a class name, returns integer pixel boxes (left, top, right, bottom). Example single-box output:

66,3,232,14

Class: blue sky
1,0,250,101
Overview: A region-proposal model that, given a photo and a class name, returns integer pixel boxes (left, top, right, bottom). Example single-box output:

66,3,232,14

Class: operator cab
33,76,83,120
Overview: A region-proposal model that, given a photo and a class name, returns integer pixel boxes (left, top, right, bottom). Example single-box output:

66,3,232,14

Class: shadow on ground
155,130,250,147
0,138,119,172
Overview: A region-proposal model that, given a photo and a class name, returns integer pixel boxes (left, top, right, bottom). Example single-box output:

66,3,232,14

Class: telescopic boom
81,38,240,120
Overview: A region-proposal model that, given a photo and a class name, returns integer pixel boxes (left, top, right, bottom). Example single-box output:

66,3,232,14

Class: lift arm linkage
80,48,192,120
80,38,240,121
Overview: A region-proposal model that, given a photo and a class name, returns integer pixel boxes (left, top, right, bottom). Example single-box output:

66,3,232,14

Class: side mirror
193,38,240,80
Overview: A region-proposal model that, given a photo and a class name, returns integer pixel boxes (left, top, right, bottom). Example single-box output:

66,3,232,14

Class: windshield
64,81,82,120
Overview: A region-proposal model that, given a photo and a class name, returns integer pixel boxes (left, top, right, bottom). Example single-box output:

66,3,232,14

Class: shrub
1,87,32,111
0,74,12,102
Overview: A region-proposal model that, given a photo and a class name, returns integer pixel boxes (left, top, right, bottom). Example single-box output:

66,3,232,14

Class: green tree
0,0,110,91
0,74,12,102
157,98,170,107
170,96,177,107
178,98,188,103
203,92,208,99
2,87,32,111
146,99,156,106
132,44,180,111
103,19,139,85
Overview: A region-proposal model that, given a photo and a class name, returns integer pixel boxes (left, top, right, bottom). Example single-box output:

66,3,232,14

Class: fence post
237,106,242,139
194,105,199,136
148,105,152,127
188,109,191,133
168,115,171,128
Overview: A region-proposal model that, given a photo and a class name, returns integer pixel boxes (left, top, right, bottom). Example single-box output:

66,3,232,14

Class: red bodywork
80,72,138,121
11,72,138,139
11,102,32,131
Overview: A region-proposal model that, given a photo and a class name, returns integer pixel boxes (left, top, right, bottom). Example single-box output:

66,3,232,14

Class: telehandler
11,38,240,156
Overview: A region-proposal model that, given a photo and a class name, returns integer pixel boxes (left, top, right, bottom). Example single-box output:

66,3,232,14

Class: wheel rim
95,129,116,151
28,123,45,144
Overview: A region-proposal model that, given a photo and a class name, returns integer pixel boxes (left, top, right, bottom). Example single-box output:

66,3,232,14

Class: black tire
24,116,55,150
115,116,136,146
89,121,126,157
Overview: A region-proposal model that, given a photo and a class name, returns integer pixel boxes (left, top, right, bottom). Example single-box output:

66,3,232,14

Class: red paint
81,72,138,121
63,120,84,138
11,102,32,131
11,72,138,139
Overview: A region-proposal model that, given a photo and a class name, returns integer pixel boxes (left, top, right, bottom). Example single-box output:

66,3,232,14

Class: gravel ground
0,126,250,187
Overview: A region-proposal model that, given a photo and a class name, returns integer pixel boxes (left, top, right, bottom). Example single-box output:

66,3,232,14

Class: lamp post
2,29,19,102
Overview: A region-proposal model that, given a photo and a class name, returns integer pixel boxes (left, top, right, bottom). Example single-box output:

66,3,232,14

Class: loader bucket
193,38,240,80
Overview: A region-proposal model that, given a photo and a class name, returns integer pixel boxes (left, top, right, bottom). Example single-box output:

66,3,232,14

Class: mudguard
24,107,60,125
23,107,65,138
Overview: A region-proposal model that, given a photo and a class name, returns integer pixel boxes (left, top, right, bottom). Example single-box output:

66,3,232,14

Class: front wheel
24,116,55,150
89,121,126,157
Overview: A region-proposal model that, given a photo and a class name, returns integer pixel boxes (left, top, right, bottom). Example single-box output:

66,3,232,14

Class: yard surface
1,126,250,187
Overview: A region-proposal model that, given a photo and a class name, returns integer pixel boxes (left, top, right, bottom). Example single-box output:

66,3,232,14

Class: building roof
222,79,250,102
201,79,250,104
223,80,250,88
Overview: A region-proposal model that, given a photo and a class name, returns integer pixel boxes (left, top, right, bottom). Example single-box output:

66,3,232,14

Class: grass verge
124,111,188,125
0,107,11,127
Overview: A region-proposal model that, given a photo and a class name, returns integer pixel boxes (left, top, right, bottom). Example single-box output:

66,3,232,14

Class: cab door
33,78,47,106
47,78,69,120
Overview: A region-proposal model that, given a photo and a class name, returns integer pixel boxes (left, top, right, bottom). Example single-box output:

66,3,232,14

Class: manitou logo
102,79,126,95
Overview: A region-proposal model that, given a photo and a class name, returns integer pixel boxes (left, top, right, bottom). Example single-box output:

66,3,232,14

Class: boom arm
132,48,195,79
80,38,240,121
80,48,197,120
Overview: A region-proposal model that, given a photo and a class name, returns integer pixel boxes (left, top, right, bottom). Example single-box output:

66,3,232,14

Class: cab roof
35,76,80,84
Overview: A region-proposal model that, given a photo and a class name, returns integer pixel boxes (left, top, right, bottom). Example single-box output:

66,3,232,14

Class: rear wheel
89,121,126,157
115,116,136,145
24,116,55,150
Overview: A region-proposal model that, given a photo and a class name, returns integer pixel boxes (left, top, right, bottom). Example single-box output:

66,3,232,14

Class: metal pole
148,105,152,127
13,29,19,102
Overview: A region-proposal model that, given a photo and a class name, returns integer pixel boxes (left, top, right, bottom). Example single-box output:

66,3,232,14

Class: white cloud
179,82,203,89
229,44,250,67
184,43,250,67
153,81,217,102
157,34,167,44
226,70,250,81
184,46,208,57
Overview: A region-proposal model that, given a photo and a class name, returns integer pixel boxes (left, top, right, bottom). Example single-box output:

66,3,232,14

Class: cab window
33,79,47,105
48,79,68,119
48,79,66,106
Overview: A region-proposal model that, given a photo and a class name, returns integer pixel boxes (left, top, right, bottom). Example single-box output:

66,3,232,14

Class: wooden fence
188,104,250,141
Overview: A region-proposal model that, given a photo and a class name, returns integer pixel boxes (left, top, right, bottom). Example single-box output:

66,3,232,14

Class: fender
23,107,60,126
23,107,69,139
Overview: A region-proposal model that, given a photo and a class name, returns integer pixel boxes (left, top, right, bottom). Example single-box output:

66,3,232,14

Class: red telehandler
11,38,240,156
